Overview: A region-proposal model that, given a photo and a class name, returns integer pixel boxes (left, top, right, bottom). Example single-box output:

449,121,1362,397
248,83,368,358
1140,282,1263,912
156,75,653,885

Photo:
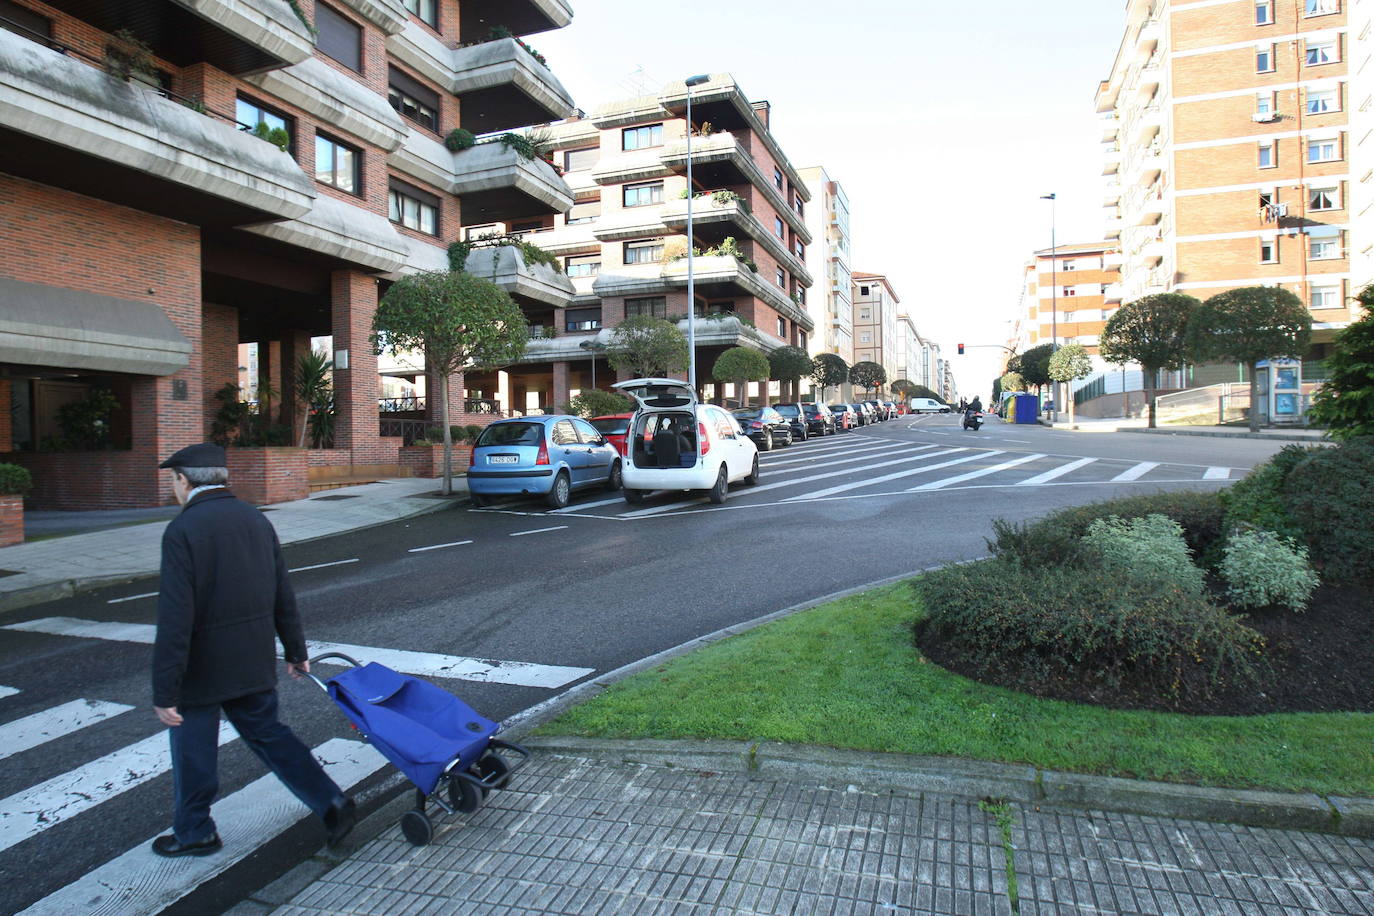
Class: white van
909,397,951,414
613,378,759,505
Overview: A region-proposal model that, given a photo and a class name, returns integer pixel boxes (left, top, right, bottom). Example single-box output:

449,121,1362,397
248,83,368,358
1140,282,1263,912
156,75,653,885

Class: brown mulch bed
919,582,1373,716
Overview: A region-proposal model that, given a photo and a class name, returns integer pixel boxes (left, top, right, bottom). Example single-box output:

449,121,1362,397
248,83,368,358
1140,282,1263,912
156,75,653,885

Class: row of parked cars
465,382,911,509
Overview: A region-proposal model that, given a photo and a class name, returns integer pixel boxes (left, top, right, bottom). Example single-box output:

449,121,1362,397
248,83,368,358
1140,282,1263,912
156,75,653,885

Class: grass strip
978,799,1019,915
538,582,1374,797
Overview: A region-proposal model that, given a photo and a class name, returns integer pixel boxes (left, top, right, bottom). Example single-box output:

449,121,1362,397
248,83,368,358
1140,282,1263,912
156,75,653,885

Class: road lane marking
760,441,904,468
909,453,1045,491
1203,466,1233,480
1016,457,1098,486
617,446,958,518
288,558,360,573
0,686,18,699
407,540,474,553
509,526,568,537
106,593,158,605
0,699,134,762
787,450,994,501
1112,461,1160,482
18,738,385,916
0,722,237,854
1,618,592,689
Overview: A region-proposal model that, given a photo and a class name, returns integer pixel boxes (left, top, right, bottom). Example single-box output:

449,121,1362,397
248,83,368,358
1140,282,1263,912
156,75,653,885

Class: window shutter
316,3,362,72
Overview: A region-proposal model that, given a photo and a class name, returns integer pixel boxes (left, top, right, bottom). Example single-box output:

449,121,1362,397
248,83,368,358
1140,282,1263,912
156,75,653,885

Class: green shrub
423,427,444,444
464,424,484,443
1284,438,1374,583
1221,444,1316,542
444,129,476,152
1084,515,1206,597
1221,529,1319,611
563,389,633,419
0,463,33,497
914,559,1263,706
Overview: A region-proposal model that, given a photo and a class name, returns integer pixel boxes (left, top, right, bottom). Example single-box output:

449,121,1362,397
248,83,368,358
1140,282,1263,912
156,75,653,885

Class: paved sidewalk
255,743,1374,916
0,477,464,612
1038,416,1330,441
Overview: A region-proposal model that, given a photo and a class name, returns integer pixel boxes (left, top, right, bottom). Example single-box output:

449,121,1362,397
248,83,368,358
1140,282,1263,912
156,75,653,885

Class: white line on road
1112,461,1161,482
509,526,568,537
407,540,474,553
1016,457,1098,486
787,450,994,501
909,453,1045,491
106,592,158,605
288,558,360,573
18,738,385,916
0,699,133,762
1,618,592,689
0,722,236,854
760,441,903,468
0,686,19,700
1203,466,1233,480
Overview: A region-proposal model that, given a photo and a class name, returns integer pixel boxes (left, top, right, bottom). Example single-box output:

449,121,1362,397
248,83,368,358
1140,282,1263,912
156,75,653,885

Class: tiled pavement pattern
272,754,1374,915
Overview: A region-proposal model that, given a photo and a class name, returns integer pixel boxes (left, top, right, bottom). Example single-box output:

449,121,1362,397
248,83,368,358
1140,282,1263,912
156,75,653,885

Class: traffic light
957,343,965,355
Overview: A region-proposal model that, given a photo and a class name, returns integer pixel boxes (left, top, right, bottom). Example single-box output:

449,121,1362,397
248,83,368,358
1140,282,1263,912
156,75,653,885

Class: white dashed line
288,558,360,573
407,540,474,553
509,526,569,537
106,592,158,605
0,699,133,762
1112,461,1161,482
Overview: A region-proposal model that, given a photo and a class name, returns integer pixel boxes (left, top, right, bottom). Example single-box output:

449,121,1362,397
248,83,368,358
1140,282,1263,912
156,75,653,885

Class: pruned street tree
1011,343,1056,393
1190,286,1313,432
1000,371,1027,393
849,360,887,397
605,315,689,380
811,353,849,401
713,347,770,407
1307,287,1374,439
1047,343,1093,426
373,270,527,495
890,379,917,400
1099,292,1200,428
768,346,813,403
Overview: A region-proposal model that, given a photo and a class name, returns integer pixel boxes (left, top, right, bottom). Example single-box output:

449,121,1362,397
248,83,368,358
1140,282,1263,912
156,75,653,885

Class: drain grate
311,494,361,501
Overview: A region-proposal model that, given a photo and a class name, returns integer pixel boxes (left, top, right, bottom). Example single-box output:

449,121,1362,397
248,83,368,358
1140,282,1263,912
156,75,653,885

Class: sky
531,0,1128,399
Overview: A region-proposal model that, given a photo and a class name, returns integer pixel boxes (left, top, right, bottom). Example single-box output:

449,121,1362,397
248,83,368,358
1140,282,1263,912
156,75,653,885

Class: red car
589,413,634,458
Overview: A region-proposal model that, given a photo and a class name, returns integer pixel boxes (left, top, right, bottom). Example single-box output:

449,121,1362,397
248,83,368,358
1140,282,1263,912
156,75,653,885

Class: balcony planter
225,447,308,505
0,463,32,547
398,442,472,478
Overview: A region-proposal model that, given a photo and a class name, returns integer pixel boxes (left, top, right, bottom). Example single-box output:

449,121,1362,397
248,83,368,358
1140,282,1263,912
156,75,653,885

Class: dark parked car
828,404,856,431
864,399,890,421
730,406,794,451
772,403,812,441
852,402,875,425
801,402,836,436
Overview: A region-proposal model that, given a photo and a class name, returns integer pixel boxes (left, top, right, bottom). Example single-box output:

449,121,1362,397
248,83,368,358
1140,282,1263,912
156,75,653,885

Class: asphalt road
0,418,1287,914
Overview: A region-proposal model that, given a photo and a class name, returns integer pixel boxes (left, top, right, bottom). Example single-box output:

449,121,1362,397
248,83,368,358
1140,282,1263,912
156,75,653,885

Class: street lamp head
685,74,710,86
1040,193,1056,201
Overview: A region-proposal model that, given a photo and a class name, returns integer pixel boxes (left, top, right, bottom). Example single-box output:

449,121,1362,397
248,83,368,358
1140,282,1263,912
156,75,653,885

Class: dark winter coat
152,489,306,708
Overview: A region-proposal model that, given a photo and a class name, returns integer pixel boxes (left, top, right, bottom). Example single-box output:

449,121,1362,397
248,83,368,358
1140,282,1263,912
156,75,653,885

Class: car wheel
623,488,647,505
762,430,773,452
707,465,729,504
545,471,571,509
604,460,623,492
744,454,760,486
470,493,491,508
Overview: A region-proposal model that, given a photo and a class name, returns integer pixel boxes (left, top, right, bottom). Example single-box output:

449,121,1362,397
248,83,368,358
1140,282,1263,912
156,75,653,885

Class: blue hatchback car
467,415,622,509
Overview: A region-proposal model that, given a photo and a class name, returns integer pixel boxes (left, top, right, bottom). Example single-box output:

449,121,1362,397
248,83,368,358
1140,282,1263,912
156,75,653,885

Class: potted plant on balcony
0,463,33,548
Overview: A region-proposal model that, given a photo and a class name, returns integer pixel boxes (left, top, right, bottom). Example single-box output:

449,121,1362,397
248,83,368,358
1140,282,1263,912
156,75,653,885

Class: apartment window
773,168,783,190
624,296,667,318
1063,310,1076,323
623,239,664,264
235,96,293,153
1062,287,1077,297
1259,237,1278,263
401,0,436,26
388,180,438,235
859,333,871,343
1062,259,1076,271
314,133,359,193
565,307,601,331
1256,0,1273,24
566,197,601,224
388,67,440,132
316,3,362,72
777,317,787,337
622,124,663,151
793,193,804,217
1306,38,1338,65
799,330,807,350
1305,0,1339,15
859,286,870,296
623,181,663,207
1306,88,1338,114
1310,185,1340,210
1310,233,1341,260
1308,135,1340,162
1256,92,1275,116
859,308,871,319
509,219,544,234
564,146,598,171
774,217,785,239
794,241,804,260
776,267,786,288
565,254,600,277
1259,189,1275,209
1256,44,1274,72
1311,283,1342,308
1258,141,1277,168
0,0,50,40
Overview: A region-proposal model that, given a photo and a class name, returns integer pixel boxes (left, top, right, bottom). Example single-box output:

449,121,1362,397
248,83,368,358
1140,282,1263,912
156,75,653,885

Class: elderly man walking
151,442,355,857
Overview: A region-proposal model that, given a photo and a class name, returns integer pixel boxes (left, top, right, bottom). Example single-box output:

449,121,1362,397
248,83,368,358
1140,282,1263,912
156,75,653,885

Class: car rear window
775,405,800,417
476,422,543,447
731,408,762,419
828,405,848,412
590,417,629,435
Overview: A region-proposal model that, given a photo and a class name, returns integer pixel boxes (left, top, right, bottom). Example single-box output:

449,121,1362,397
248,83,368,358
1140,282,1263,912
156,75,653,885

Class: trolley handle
299,651,364,693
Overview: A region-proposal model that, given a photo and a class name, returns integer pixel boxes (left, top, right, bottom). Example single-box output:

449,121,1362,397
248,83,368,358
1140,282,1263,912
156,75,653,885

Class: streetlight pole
684,74,709,393
1040,193,1058,424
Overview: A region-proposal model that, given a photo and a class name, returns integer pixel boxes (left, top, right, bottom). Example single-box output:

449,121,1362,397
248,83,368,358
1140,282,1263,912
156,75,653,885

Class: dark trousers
170,688,342,843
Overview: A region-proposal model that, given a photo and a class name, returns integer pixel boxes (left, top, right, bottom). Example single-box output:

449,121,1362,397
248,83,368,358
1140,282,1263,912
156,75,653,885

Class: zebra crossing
550,433,1242,520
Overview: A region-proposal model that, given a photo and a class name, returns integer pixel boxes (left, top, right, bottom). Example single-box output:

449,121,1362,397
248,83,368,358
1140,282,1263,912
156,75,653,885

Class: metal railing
379,396,425,413
379,418,429,445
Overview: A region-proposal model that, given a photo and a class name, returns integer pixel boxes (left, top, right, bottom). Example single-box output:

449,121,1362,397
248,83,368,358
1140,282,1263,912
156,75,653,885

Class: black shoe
152,833,222,858
324,797,356,847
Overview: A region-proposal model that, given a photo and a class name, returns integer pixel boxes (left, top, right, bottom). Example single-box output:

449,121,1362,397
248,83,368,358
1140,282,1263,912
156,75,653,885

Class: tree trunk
1145,370,1157,429
1248,369,1260,433
440,375,452,496
298,400,309,449
1067,380,1076,427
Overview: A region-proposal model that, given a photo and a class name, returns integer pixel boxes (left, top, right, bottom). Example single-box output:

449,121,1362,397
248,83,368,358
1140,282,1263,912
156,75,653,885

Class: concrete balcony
1133,104,1164,142
660,196,813,287
659,133,812,246
390,133,573,223
1136,17,1162,55
243,191,410,272
1102,146,1122,176
1103,181,1122,206
247,56,406,153
457,0,572,43
660,256,813,332
0,29,313,226
1102,249,1124,268
1103,282,1123,303
590,150,670,185
333,0,409,34
461,244,575,308
1104,216,1124,239
1099,111,1120,141
513,222,597,256
590,208,668,242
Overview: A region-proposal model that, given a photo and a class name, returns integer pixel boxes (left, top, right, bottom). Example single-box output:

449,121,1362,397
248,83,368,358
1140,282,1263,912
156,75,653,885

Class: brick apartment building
0,0,576,508
453,76,816,410
851,272,900,384
1018,241,1123,355
1097,0,1358,393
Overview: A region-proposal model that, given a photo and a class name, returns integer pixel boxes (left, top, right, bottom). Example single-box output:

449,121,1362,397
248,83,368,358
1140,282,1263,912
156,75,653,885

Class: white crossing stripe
909,453,1046,491
758,438,859,461
407,539,473,553
0,699,134,762
0,722,236,854
2,618,592,690
1203,466,1232,480
107,592,159,605
1113,461,1160,482
18,738,385,916
0,686,19,700
288,558,360,573
788,450,996,501
1016,457,1098,486
617,446,945,518
760,441,901,468
509,526,568,537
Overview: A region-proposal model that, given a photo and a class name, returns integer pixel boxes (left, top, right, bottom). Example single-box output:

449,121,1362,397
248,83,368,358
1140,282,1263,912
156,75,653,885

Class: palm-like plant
294,351,334,448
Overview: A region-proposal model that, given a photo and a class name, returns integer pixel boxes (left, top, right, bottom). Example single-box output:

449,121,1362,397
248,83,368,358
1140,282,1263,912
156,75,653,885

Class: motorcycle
962,408,983,431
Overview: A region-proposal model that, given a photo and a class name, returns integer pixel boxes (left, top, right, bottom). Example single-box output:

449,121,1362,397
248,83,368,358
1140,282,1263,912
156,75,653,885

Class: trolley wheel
400,809,433,846
448,774,483,814
474,753,513,793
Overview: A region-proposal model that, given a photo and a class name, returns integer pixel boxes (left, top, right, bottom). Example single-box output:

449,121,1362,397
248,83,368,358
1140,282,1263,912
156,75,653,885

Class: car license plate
488,455,518,464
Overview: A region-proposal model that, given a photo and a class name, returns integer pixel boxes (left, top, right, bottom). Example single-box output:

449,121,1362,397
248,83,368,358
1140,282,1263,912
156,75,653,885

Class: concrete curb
1120,427,1329,442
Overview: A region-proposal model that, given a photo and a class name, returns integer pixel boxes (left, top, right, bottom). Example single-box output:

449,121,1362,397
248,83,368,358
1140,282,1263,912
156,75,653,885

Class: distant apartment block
1017,241,1122,358
798,166,853,366
851,272,901,383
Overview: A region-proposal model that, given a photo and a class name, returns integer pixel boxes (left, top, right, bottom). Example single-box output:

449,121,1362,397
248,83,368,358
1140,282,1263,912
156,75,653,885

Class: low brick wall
226,448,309,505
398,444,472,478
2,450,163,510
0,496,22,547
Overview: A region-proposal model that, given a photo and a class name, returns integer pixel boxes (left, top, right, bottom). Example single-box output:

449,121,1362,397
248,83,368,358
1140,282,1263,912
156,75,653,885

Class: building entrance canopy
0,276,191,376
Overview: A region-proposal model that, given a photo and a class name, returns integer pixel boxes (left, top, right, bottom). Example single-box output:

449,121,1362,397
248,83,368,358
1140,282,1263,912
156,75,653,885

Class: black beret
159,443,227,469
